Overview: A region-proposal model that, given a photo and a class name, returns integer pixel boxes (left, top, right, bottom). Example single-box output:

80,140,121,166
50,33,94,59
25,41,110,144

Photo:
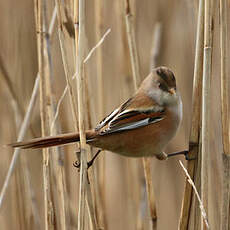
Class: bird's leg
167,150,191,160
73,149,102,169
167,143,198,161
87,149,102,168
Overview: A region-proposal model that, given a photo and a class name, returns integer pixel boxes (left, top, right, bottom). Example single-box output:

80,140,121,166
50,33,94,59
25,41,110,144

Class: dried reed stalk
54,3,81,226
179,0,204,229
124,1,142,228
0,55,27,128
43,3,69,229
84,79,98,228
55,1,97,228
0,7,57,228
95,0,104,119
55,0,79,130
10,108,27,230
34,0,54,229
55,153,69,230
51,28,110,133
14,168,27,230
201,0,214,229
58,31,79,128
219,0,230,229
0,75,39,208
124,0,140,88
74,0,97,229
13,117,41,229
150,23,162,71
142,159,157,229
179,161,209,228
55,4,110,227
95,2,106,228
0,58,41,228
0,54,39,140
83,26,111,230
20,156,41,229
124,0,157,229
84,28,111,230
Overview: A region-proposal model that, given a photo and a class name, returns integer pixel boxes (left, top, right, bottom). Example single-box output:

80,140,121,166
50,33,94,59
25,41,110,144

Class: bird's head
139,66,179,106
154,66,177,95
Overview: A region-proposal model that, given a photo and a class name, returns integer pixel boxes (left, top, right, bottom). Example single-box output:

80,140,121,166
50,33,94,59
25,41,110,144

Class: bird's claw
73,160,92,170
73,149,102,170
185,142,199,161
183,151,196,161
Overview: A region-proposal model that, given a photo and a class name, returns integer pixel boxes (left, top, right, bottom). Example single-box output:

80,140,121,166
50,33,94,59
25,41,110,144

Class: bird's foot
168,151,196,161
166,142,199,160
156,152,168,160
167,149,196,161
73,149,102,170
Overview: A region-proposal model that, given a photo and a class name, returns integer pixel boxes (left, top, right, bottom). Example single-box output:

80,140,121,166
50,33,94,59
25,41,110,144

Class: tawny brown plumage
10,66,182,160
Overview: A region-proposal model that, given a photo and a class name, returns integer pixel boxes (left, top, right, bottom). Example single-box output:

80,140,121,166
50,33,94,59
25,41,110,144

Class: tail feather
9,131,95,149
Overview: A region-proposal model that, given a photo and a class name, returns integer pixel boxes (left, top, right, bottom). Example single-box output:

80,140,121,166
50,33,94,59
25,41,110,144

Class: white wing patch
117,105,163,117
95,108,119,131
99,116,164,135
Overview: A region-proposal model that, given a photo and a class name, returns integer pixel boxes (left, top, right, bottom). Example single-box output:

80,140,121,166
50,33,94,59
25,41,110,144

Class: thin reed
219,0,230,229
0,1,228,230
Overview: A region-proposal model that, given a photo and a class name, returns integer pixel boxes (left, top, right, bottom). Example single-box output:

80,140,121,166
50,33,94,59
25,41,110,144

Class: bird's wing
96,93,165,135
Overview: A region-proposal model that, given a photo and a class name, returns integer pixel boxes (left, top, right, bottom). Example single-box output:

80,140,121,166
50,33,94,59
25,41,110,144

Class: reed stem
179,0,204,228
219,0,230,229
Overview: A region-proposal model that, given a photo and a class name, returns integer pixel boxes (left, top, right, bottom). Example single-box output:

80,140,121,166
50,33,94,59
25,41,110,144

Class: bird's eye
159,83,168,92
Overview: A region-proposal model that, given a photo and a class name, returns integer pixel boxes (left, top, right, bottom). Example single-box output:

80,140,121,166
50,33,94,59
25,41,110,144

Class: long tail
9,130,96,149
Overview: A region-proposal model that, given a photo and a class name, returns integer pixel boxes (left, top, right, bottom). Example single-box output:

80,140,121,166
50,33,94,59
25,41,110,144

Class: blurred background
0,0,228,229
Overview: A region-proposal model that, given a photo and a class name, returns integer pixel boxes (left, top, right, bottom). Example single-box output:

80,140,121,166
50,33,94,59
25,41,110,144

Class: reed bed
0,0,228,229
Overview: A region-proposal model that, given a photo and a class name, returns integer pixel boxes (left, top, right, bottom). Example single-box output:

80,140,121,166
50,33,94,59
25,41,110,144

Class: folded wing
96,93,165,135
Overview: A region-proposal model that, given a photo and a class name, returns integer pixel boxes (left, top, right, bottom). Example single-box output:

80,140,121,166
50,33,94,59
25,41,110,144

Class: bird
10,66,185,161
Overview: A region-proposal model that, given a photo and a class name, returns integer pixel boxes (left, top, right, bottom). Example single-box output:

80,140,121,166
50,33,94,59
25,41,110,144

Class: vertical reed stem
95,2,106,228
43,3,69,230
150,23,162,71
55,0,79,130
124,0,140,88
201,0,214,229
74,0,92,229
34,0,54,229
179,0,204,228
219,0,230,229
